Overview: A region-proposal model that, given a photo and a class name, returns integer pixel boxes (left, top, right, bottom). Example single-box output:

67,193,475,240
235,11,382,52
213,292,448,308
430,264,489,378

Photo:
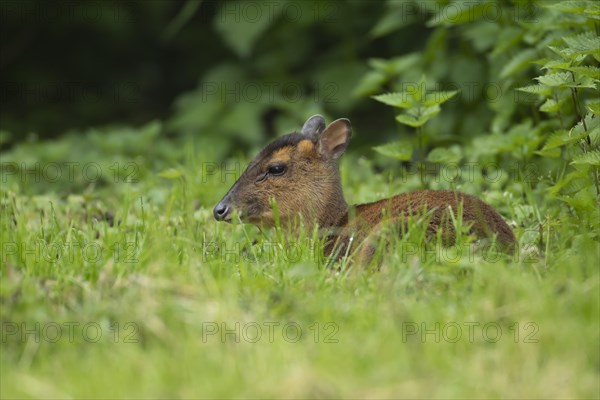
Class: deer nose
213,200,231,221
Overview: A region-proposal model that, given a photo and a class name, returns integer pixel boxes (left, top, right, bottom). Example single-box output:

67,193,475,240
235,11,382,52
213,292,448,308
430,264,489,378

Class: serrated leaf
541,129,571,150
372,140,413,160
566,66,600,80
396,105,441,127
540,128,594,153
423,90,459,106
544,1,592,13
571,113,600,137
515,84,552,96
571,150,600,166
368,53,421,75
536,72,573,87
158,168,184,179
587,101,600,114
563,32,600,57
372,92,414,108
536,72,596,89
539,59,572,70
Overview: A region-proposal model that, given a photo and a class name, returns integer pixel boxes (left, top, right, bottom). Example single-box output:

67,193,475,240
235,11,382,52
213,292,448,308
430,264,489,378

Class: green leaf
544,1,593,13
571,113,600,138
423,90,459,106
540,59,572,71
566,66,600,80
515,84,552,96
540,99,563,114
571,150,600,166
396,105,441,128
536,72,573,87
535,146,562,158
368,53,421,75
500,49,538,78
536,72,596,89
158,168,184,179
214,1,282,58
541,129,571,151
372,140,413,161
370,7,415,38
372,92,414,108
539,128,594,154
426,146,462,164
563,32,600,58
587,101,600,115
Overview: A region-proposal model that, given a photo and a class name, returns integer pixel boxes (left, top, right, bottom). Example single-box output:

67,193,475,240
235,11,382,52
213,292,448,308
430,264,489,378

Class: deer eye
267,164,286,176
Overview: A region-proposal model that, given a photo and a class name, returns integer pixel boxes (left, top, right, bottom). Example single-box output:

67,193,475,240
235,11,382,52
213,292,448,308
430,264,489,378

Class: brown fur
213,116,516,264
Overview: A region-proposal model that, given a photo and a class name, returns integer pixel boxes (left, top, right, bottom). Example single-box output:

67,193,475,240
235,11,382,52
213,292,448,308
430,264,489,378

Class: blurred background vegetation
0,0,560,152
1,0,423,152
1,0,598,230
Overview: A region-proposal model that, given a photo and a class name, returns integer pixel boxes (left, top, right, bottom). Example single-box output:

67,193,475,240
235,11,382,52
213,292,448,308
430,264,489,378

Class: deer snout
213,198,232,221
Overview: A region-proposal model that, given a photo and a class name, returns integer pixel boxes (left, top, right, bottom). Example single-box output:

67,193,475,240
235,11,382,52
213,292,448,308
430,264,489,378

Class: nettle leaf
426,146,462,164
396,105,441,128
571,113,600,138
548,46,590,63
541,129,589,152
566,66,600,80
536,72,596,89
423,90,459,106
368,53,421,75
563,32,600,58
372,140,413,161
536,72,573,87
571,150,600,166
372,92,414,108
500,49,538,78
587,101,600,115
515,84,553,96
544,0,594,14
540,59,572,71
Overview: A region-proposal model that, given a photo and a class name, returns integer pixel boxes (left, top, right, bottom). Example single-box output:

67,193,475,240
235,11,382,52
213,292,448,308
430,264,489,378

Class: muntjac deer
213,115,516,264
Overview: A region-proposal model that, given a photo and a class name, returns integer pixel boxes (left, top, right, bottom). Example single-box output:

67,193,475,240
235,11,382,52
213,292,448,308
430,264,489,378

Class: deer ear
318,118,352,160
300,115,326,139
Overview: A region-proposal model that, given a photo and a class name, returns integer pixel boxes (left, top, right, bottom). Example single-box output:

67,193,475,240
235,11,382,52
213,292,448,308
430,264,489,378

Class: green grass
1,133,599,399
